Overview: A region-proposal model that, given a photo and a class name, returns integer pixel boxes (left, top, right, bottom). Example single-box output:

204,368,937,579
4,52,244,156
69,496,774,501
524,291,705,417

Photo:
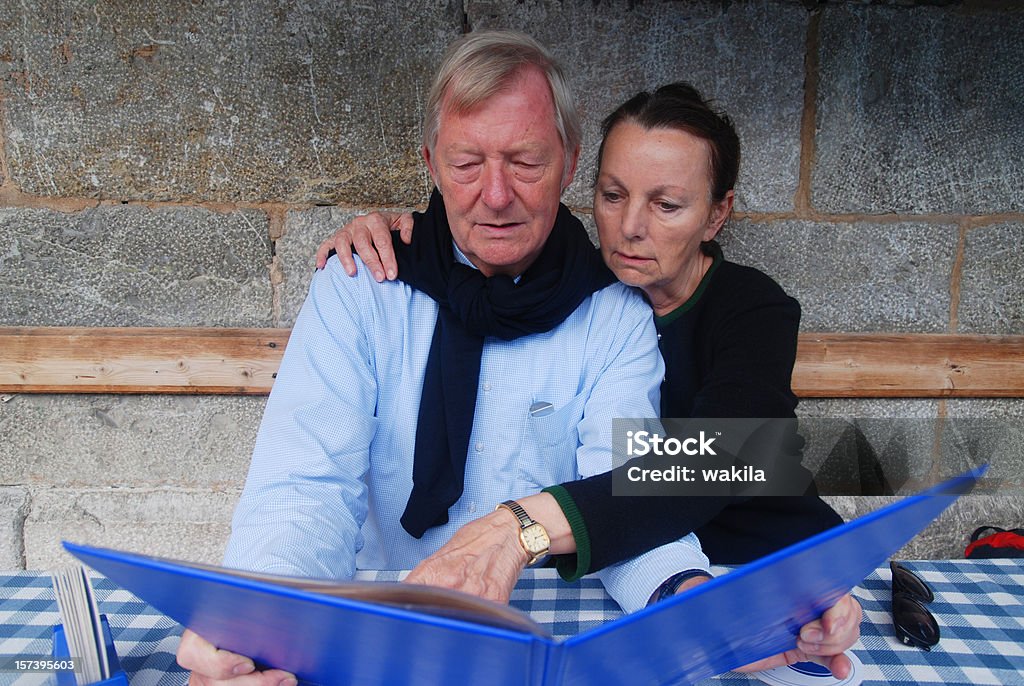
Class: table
1,560,1021,686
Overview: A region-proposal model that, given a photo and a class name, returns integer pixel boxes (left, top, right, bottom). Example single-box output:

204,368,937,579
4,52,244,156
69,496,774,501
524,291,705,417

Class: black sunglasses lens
893,594,940,650
891,562,935,602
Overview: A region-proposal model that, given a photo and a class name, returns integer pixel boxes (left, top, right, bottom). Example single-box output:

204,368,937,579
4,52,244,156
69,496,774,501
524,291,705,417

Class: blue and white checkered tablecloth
0,560,1021,686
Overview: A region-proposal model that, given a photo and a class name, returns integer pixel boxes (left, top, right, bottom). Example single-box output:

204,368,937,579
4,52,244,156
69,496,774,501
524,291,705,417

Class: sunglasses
890,561,940,651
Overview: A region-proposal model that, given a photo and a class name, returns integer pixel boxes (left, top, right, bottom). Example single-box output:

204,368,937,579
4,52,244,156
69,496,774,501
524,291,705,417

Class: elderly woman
318,82,859,675
548,84,845,569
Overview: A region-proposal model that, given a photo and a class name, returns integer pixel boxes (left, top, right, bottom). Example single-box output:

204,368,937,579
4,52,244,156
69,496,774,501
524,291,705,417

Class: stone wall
1,0,1021,570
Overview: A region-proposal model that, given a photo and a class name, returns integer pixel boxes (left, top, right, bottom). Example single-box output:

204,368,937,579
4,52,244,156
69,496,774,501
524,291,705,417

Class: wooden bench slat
793,333,1024,398
0,327,288,395
1,328,1021,398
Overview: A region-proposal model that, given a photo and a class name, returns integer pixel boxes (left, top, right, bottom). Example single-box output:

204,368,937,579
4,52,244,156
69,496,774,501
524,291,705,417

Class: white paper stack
51,565,111,685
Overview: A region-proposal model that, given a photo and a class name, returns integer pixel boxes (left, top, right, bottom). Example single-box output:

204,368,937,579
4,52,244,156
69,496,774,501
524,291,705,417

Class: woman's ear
704,189,734,241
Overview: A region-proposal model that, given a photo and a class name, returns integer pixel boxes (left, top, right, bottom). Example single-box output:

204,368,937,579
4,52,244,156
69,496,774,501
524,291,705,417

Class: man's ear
561,145,580,192
422,145,440,188
704,189,734,241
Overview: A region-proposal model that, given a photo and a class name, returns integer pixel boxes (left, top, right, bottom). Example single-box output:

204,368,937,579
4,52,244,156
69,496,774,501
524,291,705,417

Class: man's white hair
423,30,582,184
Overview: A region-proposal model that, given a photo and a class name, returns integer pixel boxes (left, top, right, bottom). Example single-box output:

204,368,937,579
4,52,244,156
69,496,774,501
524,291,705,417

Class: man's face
423,66,578,277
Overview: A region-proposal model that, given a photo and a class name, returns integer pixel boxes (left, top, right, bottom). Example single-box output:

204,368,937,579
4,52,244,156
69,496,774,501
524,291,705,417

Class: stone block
798,399,940,496
814,6,1024,213
804,399,1022,559
0,487,30,569
945,399,1024,493
24,488,238,569
720,220,957,332
0,394,264,488
0,206,272,325
958,223,1024,334
468,0,807,212
852,494,1024,560
279,207,364,327
819,495,856,522
0,0,457,204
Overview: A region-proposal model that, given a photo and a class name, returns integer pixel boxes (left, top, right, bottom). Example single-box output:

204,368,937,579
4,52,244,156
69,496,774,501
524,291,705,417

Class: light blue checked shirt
224,250,707,613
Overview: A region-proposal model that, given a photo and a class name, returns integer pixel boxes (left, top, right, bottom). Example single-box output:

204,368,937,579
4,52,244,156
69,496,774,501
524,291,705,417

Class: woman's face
595,121,732,315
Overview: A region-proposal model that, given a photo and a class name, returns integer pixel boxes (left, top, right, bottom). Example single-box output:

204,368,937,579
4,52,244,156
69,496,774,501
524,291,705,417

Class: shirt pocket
518,392,588,487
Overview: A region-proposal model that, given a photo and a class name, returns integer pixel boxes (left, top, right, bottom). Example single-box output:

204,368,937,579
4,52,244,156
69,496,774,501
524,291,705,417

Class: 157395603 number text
0,655,77,673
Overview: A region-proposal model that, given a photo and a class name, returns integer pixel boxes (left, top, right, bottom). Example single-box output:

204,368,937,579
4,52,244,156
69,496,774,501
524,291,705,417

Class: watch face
521,523,550,554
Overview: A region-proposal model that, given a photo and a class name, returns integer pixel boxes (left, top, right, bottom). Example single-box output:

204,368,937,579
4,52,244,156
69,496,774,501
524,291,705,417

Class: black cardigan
554,243,842,573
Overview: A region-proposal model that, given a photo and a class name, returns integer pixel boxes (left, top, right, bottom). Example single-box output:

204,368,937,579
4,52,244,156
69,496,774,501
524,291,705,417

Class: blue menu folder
64,467,983,686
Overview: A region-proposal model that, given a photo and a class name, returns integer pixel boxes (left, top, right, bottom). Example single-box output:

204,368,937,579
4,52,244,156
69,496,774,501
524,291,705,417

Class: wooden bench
1,327,1022,398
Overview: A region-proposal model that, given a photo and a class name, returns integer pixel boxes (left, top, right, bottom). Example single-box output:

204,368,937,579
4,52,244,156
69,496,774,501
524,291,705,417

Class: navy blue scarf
395,189,614,537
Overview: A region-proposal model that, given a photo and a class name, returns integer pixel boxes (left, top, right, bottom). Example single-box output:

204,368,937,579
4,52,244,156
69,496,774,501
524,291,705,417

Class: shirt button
483,382,492,392
475,442,484,452
468,502,477,513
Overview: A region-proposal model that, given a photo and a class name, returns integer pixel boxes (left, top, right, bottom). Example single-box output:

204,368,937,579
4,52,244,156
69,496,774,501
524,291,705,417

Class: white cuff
595,533,709,613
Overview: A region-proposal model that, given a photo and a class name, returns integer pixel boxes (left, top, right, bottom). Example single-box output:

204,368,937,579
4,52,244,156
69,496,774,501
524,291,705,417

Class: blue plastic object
52,614,129,686
65,466,985,686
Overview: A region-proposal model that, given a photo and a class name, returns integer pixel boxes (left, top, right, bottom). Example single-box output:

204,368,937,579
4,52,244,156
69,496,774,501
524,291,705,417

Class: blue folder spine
538,641,566,686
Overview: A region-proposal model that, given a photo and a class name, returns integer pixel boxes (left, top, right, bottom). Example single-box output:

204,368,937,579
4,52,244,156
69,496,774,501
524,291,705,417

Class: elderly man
179,31,711,685
179,30,859,685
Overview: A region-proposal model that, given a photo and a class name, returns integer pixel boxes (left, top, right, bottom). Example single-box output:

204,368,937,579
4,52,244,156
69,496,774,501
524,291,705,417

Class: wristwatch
496,500,550,566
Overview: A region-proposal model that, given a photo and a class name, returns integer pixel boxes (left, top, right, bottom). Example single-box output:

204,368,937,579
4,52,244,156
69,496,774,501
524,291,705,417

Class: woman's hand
734,593,863,678
314,211,415,281
670,578,862,679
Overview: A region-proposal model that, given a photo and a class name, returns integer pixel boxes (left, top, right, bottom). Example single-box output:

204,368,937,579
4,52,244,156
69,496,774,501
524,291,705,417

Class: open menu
65,466,982,686
138,557,545,636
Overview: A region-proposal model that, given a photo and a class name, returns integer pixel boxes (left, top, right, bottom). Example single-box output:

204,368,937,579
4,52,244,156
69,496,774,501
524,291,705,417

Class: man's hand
177,628,297,686
313,211,414,281
733,593,863,679
403,493,574,604
403,508,529,605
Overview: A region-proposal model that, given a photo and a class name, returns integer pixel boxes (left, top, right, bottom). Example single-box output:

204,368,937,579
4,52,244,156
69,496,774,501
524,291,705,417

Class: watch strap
496,500,534,527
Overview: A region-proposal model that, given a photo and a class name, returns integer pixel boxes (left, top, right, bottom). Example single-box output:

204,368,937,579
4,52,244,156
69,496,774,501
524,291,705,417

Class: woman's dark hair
596,82,740,202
